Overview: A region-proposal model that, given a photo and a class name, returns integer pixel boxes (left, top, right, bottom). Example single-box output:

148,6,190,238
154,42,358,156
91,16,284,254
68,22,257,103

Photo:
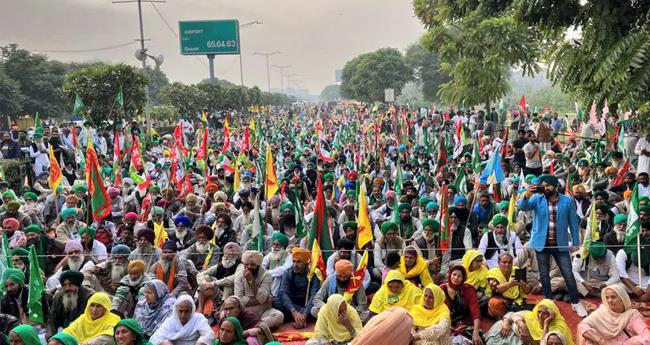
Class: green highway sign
179,19,240,55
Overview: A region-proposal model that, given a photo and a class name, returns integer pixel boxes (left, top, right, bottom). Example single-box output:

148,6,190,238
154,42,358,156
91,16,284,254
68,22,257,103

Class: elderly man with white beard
262,232,293,296
168,215,193,251
55,207,86,241
233,201,253,237
604,214,628,253
49,270,93,332
82,244,132,295
46,240,95,292
477,214,524,269
197,242,243,301
180,225,220,269
149,240,190,296
112,259,151,318
129,228,161,271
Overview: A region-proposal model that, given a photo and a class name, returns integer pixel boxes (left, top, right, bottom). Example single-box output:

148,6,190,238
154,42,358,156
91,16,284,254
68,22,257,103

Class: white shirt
616,249,650,289
635,137,650,175
478,231,524,269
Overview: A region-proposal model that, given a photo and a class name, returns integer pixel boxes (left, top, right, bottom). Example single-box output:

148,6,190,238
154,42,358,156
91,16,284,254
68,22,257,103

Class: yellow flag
249,118,256,132
153,222,168,249
344,249,368,301
507,194,516,230
357,184,373,249
233,156,241,192
201,111,208,123
48,146,62,195
265,144,279,200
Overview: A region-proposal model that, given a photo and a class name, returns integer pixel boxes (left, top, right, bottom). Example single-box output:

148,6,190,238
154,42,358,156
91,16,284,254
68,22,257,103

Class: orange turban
128,260,145,273
291,247,310,262
335,259,353,277
572,184,586,194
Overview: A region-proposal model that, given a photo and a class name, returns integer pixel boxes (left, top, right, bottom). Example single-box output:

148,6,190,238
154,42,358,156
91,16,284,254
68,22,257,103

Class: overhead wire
30,41,137,53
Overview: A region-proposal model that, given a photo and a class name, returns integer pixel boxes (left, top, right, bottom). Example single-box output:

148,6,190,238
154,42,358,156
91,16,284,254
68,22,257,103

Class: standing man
517,174,587,317
635,134,650,174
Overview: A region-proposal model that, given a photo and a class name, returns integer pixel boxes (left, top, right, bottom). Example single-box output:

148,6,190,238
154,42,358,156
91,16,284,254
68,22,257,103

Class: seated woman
411,284,452,345
64,292,121,345
352,307,413,345
543,332,569,345
113,319,153,345
48,333,79,345
149,295,215,345
214,317,247,345
484,299,573,345
369,270,423,315
134,280,176,338
440,265,483,345
306,294,363,345
577,283,650,344
215,296,274,345
8,325,40,345
462,250,488,304
400,246,434,289
485,253,531,318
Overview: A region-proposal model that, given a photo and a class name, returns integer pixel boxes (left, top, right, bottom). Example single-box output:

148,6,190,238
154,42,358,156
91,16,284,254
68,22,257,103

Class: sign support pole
208,54,216,82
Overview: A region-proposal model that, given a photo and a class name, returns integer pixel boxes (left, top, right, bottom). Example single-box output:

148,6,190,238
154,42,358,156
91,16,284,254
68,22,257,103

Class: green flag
471,139,481,173
289,189,306,239
251,194,265,251
33,112,42,132
74,94,85,116
625,184,641,251
307,178,334,262
28,244,45,323
116,86,124,107
454,168,468,196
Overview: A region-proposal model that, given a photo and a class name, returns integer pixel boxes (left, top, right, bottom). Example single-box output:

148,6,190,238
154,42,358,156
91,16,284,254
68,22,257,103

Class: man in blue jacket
517,174,588,317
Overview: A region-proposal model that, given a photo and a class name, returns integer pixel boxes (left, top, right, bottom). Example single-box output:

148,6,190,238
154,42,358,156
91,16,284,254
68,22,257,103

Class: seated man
46,240,95,291
23,224,65,276
478,214,523,269
113,260,151,318
372,221,406,279
485,253,531,318
272,247,320,329
50,270,93,332
326,238,370,290
413,218,441,274
396,202,422,241
179,224,220,272
399,245,433,289
63,292,120,345
56,207,86,241
441,207,473,273
603,214,627,253
197,242,243,301
79,226,108,262
572,241,620,297
261,232,293,296
149,241,189,297
2,218,25,248
312,259,368,321
129,228,161,271
1,268,49,326
617,222,650,301
233,250,284,328
83,244,131,295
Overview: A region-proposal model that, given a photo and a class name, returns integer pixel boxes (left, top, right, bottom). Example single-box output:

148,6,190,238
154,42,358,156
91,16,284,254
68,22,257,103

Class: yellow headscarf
462,249,488,290
485,266,526,303
410,284,450,328
399,246,433,288
524,299,574,345
369,270,423,314
315,294,363,342
63,292,121,342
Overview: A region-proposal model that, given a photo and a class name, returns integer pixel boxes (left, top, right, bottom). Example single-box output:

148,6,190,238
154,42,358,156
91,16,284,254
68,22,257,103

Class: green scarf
213,317,247,345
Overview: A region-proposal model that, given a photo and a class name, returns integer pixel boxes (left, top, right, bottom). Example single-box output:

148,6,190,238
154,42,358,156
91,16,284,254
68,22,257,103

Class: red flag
519,95,528,114
549,161,555,175
221,119,231,153
130,135,144,171
241,127,250,153
612,158,630,187
436,136,448,173
173,122,188,155
86,144,112,221
113,131,121,187
196,127,208,161
71,128,78,149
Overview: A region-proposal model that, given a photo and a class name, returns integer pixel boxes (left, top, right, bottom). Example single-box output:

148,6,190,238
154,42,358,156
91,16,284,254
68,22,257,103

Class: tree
145,67,169,106
160,82,205,117
412,1,546,110
0,66,24,116
404,42,450,102
150,104,178,122
63,63,148,126
340,48,412,102
319,84,341,101
0,44,68,118
197,81,225,113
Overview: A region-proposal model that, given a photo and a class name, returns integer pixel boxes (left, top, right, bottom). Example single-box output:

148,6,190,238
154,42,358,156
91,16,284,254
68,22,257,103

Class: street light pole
238,21,262,87
253,51,281,93
272,65,291,94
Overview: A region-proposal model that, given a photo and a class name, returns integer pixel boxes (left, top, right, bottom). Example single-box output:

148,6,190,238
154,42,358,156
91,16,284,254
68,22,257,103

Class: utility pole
112,0,165,135
272,65,291,94
239,21,262,87
253,51,281,93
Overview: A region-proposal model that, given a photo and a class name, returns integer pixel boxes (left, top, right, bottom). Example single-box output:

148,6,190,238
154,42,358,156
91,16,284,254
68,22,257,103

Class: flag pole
638,230,642,286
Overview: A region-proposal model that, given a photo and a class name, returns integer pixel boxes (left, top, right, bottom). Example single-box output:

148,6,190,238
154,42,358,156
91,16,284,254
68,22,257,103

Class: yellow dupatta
399,246,433,287
462,249,487,290
410,284,451,328
63,292,121,342
524,299,574,345
315,294,363,342
369,270,423,313
485,266,526,303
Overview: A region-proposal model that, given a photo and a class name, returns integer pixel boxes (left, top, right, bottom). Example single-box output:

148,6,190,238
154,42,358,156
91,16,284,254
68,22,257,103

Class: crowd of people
2,104,650,345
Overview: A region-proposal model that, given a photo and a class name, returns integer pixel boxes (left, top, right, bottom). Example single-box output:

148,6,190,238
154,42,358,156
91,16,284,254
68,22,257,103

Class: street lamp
239,21,262,87
253,51,281,93
272,65,291,93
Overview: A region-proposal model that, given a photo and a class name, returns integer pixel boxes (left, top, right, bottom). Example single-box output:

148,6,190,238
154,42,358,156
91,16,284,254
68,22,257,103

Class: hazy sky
1,0,425,95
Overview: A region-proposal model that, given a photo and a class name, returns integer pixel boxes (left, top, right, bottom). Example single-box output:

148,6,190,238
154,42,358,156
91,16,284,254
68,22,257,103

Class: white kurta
635,137,650,174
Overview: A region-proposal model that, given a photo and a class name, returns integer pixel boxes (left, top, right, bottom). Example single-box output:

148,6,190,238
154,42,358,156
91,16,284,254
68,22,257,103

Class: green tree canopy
340,48,411,102
160,82,205,117
0,66,25,116
404,42,450,102
319,84,341,101
63,63,147,126
145,67,169,106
